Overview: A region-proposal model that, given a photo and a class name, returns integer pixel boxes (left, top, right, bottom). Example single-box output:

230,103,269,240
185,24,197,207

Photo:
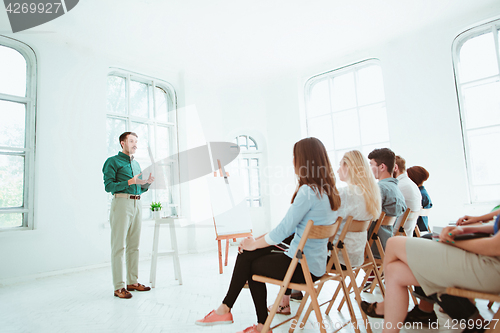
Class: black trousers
222,246,320,324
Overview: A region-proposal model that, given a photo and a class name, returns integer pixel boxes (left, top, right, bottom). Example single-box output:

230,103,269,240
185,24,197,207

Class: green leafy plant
150,201,162,211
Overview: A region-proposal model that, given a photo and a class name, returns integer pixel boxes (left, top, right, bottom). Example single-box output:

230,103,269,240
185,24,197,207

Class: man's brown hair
394,155,406,177
119,132,138,149
368,148,396,174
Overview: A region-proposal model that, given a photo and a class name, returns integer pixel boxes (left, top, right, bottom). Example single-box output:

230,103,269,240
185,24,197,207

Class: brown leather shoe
127,283,151,292
114,288,132,299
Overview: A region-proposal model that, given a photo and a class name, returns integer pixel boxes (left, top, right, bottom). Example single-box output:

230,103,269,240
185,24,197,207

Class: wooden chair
394,208,420,237
446,287,500,333
365,209,420,303
298,216,381,333
393,208,421,304
330,214,386,317
252,217,342,333
361,212,396,294
414,208,432,237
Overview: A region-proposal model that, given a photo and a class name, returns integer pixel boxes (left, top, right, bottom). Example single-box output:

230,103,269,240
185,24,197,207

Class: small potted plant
150,201,162,219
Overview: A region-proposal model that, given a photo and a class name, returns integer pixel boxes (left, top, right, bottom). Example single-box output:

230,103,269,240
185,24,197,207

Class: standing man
103,132,155,299
392,155,422,236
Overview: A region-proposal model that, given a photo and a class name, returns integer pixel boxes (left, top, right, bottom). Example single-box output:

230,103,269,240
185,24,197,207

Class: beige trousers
110,197,142,290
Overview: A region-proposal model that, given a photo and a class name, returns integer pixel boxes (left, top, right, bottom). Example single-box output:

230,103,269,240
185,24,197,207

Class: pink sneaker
195,310,233,326
237,324,272,333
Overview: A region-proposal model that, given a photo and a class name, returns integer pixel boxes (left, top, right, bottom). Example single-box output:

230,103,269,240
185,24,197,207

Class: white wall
289,11,500,227
2,5,500,283
0,34,184,283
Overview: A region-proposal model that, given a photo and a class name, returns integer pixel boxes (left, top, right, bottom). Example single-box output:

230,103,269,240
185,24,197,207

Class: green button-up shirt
102,151,150,195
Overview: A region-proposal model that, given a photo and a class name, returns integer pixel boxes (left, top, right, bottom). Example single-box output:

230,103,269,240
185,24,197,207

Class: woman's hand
438,226,464,244
239,237,256,253
456,215,481,226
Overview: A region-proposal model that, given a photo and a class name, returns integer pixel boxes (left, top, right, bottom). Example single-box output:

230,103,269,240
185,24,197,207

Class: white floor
0,248,496,333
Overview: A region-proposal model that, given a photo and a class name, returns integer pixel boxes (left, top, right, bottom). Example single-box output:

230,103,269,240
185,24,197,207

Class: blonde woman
335,150,382,267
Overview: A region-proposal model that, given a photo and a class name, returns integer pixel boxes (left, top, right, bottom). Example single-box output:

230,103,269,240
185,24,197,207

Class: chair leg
262,286,289,333
309,290,327,333
349,275,372,333
490,309,500,333
293,292,312,332
340,280,361,333
337,274,352,312
338,273,358,312
326,282,342,315
225,239,229,267
372,265,385,296
408,286,418,305
218,239,223,274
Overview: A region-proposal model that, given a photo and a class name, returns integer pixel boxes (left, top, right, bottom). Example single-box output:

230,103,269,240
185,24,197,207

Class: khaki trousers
110,197,142,290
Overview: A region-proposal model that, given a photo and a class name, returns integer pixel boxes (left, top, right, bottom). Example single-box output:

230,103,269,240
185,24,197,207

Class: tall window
304,59,390,168
0,37,36,230
229,135,262,207
106,70,179,216
453,19,500,202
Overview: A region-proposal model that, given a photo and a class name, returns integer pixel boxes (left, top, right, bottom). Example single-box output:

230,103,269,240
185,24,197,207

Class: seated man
367,148,407,258
392,155,422,236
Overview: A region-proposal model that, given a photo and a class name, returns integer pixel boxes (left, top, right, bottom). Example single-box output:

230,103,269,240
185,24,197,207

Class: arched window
230,135,262,207
304,59,390,168
453,19,500,202
106,70,179,217
0,37,37,230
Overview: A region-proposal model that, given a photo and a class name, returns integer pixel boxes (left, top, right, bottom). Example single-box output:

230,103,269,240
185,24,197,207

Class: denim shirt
265,185,338,277
378,178,407,217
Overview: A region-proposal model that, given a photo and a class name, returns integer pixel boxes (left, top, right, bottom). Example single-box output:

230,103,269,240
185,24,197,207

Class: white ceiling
1,0,500,79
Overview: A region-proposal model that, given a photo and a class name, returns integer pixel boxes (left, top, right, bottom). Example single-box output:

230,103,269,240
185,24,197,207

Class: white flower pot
153,210,161,219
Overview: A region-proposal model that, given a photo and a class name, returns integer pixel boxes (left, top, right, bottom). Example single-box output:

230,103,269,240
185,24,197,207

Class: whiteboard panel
207,176,253,236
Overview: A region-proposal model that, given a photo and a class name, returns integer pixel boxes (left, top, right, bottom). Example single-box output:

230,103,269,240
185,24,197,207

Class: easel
212,159,252,274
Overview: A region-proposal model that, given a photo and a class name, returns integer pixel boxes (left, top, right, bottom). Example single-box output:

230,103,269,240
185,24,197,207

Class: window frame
452,19,500,203
304,58,390,167
106,68,180,216
0,36,37,231
231,135,262,208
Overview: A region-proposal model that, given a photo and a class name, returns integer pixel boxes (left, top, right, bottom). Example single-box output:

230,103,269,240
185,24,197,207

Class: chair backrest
419,208,431,217
395,208,420,236
327,216,371,273
293,217,343,260
367,212,396,247
381,213,397,226
307,216,343,240
336,216,371,245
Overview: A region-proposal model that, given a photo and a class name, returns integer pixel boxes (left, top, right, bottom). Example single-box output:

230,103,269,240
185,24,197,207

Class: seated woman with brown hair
407,166,432,231
195,137,341,333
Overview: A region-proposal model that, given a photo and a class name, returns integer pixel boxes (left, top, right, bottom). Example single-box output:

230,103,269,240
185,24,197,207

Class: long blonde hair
340,150,381,219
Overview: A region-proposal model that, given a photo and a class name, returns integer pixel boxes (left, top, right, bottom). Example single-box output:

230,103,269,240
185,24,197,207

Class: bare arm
438,224,500,256
457,208,500,225
453,233,500,256
239,236,270,252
